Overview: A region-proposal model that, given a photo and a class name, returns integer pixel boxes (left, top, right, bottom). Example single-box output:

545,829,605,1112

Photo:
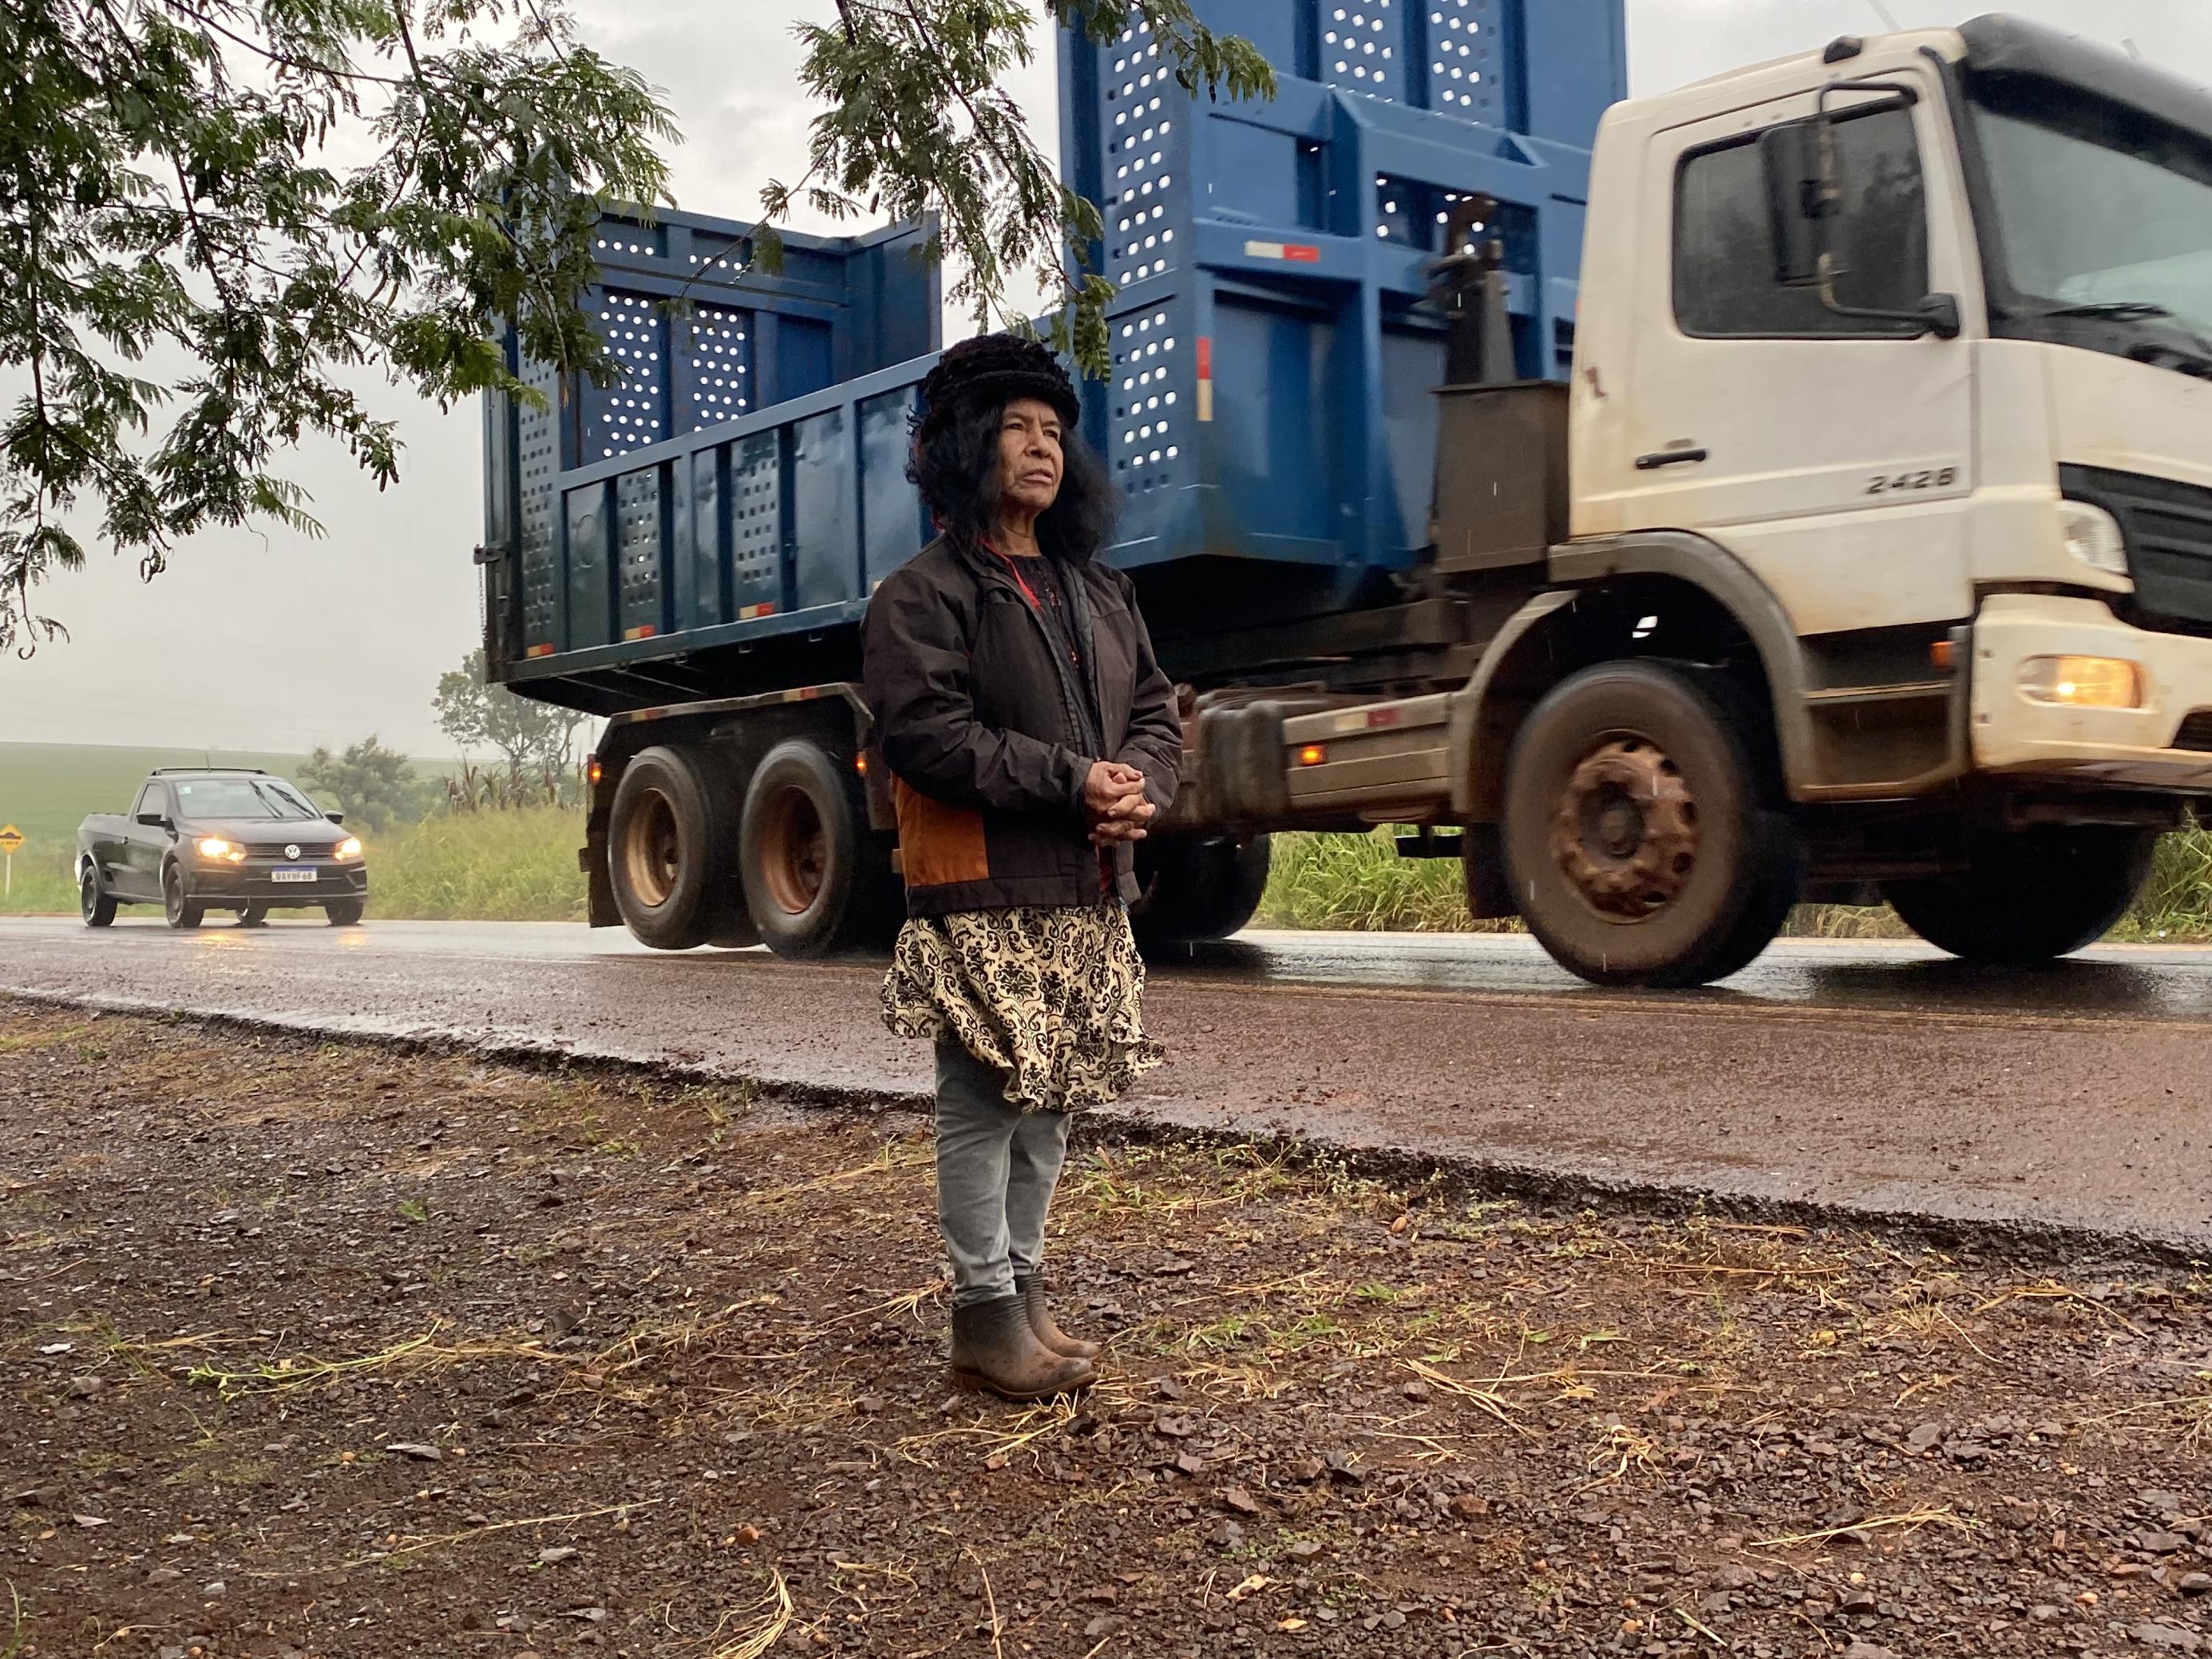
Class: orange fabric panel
892,777,990,888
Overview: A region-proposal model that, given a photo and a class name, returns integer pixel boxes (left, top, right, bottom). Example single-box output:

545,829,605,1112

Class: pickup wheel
161,862,205,931
608,744,736,952
1882,827,2158,964
325,900,365,926
1502,661,1802,988
239,905,270,928
1130,836,1272,950
80,866,117,928
738,739,900,959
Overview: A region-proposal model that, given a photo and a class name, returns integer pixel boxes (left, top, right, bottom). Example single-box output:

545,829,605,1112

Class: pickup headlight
336,837,363,860
2059,501,2128,577
196,837,245,863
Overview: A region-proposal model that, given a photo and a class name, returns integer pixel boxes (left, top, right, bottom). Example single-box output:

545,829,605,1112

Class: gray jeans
934,1039,1072,1308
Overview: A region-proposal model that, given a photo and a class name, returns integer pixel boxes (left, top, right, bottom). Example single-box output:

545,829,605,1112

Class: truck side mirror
1759,121,1827,287
135,811,169,829
326,811,346,826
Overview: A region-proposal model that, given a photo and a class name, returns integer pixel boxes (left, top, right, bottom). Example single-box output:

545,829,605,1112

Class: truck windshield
169,778,322,820
1969,75,2212,366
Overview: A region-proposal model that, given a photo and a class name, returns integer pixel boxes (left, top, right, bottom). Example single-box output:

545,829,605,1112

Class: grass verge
1260,823,2212,942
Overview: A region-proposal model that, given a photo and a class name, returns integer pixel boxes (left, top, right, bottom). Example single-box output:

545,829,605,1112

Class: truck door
1613,74,1978,634
122,782,170,898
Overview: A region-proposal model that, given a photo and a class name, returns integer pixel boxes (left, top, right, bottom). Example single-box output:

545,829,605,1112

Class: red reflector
623,624,657,641
1284,244,1321,263
738,602,777,620
525,643,555,658
1196,337,1213,382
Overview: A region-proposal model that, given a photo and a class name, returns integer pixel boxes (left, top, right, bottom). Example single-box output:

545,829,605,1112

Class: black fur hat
916,332,1081,441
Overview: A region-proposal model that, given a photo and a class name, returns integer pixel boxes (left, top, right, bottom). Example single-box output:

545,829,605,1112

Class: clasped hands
1082,760,1155,846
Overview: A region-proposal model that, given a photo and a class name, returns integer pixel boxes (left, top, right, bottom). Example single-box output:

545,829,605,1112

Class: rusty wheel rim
1550,735,1699,921
759,786,828,917
619,789,683,909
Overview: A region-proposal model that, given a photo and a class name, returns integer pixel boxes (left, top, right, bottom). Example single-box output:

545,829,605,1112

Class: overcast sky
4,0,2206,759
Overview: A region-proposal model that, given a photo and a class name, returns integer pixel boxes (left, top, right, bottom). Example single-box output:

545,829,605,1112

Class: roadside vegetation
1257,823,2212,944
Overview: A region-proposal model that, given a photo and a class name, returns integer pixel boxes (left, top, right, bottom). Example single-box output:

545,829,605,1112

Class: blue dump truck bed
480,0,1625,712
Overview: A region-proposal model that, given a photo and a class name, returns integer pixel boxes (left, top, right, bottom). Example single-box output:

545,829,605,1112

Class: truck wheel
1502,661,1801,988
1882,827,2158,964
609,744,734,952
81,867,117,928
1130,836,1272,949
738,739,899,958
161,863,205,931
324,900,365,927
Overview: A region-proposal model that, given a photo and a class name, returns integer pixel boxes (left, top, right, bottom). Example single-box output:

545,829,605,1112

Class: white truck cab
1573,17,2212,796
1292,15,2212,986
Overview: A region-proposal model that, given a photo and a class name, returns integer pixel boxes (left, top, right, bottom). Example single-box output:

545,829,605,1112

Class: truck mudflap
1969,593,2212,790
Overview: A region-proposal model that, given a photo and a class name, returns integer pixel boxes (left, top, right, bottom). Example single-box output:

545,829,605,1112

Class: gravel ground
5,1000,2212,1659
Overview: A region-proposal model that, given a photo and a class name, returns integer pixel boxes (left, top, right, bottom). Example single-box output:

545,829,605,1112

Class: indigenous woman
862,334,1181,1400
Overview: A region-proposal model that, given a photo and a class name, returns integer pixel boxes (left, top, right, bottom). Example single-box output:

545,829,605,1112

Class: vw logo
284,844,301,861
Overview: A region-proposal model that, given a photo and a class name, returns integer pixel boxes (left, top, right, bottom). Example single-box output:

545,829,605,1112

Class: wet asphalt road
5,914,2210,1251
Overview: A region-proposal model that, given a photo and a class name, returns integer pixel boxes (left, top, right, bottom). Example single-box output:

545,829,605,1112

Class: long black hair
907,395,1122,562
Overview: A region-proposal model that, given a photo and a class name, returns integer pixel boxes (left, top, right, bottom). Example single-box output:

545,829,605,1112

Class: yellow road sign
0,825,22,853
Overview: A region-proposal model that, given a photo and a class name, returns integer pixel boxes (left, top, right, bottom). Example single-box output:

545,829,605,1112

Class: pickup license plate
271,867,318,884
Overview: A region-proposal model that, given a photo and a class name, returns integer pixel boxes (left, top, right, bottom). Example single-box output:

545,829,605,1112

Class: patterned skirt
882,897,1163,1112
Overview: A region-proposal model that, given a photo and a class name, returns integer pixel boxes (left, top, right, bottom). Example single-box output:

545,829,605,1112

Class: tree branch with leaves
0,0,679,653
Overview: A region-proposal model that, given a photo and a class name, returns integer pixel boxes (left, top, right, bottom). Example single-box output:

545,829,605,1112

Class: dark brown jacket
861,536,1181,917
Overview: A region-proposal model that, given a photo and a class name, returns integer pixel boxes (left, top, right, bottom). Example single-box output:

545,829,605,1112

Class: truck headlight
2059,501,2128,577
336,837,363,860
196,837,244,862
2017,655,2144,709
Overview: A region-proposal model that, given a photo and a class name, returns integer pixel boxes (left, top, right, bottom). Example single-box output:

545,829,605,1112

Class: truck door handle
1635,447,1709,471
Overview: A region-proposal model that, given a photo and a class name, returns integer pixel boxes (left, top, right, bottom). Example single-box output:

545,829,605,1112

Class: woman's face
997,398,1064,520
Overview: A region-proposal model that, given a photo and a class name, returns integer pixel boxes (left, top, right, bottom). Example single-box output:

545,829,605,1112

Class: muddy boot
951,1295,1094,1401
1016,1273,1102,1362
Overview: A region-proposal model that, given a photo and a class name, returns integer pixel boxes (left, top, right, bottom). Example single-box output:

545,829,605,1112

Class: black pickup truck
76,768,370,929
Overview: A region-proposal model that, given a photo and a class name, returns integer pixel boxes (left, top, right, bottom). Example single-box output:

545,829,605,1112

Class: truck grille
2061,465,2212,635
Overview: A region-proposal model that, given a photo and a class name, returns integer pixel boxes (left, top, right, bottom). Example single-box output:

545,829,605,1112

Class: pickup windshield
1969,74,2212,365
168,778,323,821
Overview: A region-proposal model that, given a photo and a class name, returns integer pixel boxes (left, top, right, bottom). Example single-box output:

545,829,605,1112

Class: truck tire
609,744,734,952
1130,836,1272,950
161,862,205,931
738,739,899,959
1502,661,1801,988
81,866,117,928
1882,826,2158,964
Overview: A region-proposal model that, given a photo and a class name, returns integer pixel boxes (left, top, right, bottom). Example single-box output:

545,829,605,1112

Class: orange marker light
586,758,603,788
854,752,869,776
1930,639,1954,672
1296,744,1328,767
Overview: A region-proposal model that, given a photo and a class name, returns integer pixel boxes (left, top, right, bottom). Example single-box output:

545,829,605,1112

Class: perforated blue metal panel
584,290,668,463
731,434,782,616
516,354,563,654
686,305,752,431
615,469,663,640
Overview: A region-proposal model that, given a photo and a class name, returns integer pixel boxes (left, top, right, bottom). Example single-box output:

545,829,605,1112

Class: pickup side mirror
1757,85,1960,340
325,811,346,826
135,811,170,830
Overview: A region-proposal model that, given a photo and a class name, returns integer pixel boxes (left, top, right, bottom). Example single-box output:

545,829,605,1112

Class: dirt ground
4,1000,2211,1659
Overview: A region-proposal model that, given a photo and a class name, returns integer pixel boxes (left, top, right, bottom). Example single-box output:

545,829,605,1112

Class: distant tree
298,735,429,833
433,647,584,771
